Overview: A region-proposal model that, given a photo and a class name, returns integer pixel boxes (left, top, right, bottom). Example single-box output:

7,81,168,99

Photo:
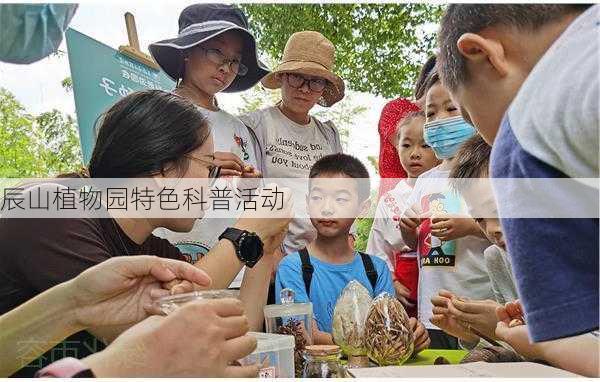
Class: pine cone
364,294,414,366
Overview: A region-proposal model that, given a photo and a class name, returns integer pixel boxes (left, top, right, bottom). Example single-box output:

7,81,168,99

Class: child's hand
430,290,480,343
495,321,541,359
494,300,539,358
495,302,540,361
430,214,484,241
399,207,421,249
496,300,525,326
393,280,415,308
400,207,421,230
409,317,431,354
311,319,334,345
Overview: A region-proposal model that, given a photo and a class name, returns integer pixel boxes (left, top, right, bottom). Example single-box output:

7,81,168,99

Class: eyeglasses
187,154,221,186
201,48,248,76
285,73,327,92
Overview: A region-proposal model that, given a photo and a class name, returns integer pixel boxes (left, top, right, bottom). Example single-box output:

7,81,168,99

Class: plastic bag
331,280,372,357
364,293,414,366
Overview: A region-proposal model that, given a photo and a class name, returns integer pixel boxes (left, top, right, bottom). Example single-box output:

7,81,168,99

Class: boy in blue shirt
276,153,430,352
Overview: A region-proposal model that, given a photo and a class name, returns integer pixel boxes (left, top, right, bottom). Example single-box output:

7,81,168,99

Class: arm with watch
170,186,293,331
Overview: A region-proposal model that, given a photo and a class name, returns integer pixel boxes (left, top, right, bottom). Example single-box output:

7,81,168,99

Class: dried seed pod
332,281,372,357
275,318,308,377
460,346,524,363
364,293,414,366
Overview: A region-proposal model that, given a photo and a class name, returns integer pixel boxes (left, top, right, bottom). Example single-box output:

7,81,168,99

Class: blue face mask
0,4,78,64
423,116,476,159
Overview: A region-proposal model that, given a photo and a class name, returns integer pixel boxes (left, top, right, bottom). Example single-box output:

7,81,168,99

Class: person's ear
457,33,509,78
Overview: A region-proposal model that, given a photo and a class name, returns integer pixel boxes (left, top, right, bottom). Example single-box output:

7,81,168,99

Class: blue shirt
490,5,599,343
275,251,394,333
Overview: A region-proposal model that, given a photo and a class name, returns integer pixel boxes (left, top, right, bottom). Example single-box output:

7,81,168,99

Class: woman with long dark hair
0,90,290,376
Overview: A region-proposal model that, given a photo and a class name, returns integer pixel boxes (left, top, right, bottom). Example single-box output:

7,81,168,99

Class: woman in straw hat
149,4,270,291
241,31,346,257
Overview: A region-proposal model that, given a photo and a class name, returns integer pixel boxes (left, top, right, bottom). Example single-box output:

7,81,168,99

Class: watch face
240,233,263,265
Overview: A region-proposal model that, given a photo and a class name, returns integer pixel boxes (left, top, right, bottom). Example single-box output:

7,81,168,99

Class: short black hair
438,4,591,91
413,55,437,100
448,134,492,192
399,110,426,128
424,70,440,95
393,110,426,147
309,153,371,201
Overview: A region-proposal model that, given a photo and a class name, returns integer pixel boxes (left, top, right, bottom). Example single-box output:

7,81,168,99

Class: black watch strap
219,227,263,268
219,227,245,244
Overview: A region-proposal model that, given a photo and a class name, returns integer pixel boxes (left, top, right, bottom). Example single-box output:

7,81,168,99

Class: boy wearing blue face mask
398,72,493,349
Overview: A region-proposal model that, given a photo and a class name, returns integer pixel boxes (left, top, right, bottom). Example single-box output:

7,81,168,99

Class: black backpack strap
299,248,314,296
358,251,378,291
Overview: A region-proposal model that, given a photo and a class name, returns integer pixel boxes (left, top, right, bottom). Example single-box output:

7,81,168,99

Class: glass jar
154,289,240,315
302,345,346,378
263,289,313,377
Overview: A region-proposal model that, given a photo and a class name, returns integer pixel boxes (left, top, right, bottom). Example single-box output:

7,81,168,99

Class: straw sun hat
261,31,345,107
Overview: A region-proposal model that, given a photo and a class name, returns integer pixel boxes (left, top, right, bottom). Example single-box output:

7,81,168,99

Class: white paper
348,361,581,378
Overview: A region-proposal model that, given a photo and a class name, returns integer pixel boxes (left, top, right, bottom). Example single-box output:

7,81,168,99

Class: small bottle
302,345,346,378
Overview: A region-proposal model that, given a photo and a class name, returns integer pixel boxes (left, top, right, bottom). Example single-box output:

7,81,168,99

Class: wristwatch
219,227,264,268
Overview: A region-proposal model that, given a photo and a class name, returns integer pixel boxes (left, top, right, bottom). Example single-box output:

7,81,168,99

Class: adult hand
235,184,293,256
214,151,245,177
410,317,431,354
430,290,480,343
241,164,262,179
83,298,258,377
70,256,211,329
447,296,502,340
430,213,484,241
393,280,414,308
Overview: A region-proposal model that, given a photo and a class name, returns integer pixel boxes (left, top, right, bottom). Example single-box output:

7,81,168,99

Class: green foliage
241,3,443,98
367,155,379,174
0,88,83,178
354,217,374,252
353,187,379,252
61,77,73,93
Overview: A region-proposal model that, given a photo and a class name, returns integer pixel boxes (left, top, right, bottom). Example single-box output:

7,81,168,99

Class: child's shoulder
238,106,275,129
279,251,302,268
389,179,413,197
417,164,447,180
409,165,449,197
358,250,391,269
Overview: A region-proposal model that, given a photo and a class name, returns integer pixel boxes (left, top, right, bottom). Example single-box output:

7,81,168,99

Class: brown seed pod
364,294,414,366
275,318,308,377
460,346,524,363
331,280,372,357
